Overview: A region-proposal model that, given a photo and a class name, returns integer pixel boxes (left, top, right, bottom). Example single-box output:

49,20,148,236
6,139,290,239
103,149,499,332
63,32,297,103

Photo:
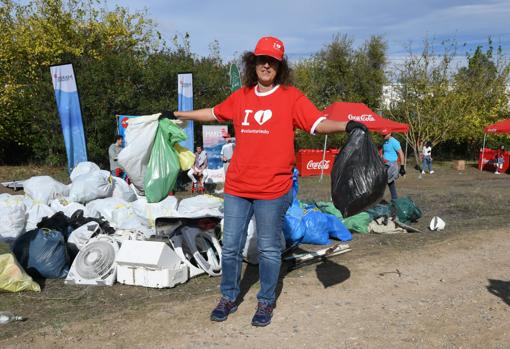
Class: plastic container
0,311,24,325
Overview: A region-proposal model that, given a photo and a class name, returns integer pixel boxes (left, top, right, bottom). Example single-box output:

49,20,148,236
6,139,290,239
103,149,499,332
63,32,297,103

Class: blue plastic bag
300,211,331,245
291,168,299,200
12,228,70,279
283,169,305,247
325,215,352,241
301,211,352,244
283,200,305,246
283,168,352,246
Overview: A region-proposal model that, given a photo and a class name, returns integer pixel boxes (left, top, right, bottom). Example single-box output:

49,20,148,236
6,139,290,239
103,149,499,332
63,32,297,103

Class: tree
453,42,510,144
292,34,387,149
386,39,510,163
0,0,159,165
386,40,471,162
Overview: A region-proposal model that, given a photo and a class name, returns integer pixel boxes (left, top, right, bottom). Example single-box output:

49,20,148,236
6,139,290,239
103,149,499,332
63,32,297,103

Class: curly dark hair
241,51,292,87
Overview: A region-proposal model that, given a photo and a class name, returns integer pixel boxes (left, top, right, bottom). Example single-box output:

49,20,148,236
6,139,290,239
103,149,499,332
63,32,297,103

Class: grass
0,165,69,184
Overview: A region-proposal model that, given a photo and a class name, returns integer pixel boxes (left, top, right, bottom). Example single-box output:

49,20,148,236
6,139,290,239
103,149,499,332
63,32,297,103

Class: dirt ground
1,161,509,349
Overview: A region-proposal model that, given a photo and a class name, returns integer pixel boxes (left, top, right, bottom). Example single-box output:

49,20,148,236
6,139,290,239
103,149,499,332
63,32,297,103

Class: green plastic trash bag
145,119,187,203
315,201,343,219
0,245,41,292
342,212,372,234
392,196,422,223
365,202,393,220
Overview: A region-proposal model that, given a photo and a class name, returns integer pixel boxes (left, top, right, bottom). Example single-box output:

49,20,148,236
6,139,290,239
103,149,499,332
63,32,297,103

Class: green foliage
385,39,510,162
293,34,387,149
453,42,510,142
293,34,387,110
0,0,229,166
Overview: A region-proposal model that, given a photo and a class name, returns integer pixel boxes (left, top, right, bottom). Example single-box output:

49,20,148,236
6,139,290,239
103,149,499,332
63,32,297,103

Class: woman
421,141,434,175
174,36,365,327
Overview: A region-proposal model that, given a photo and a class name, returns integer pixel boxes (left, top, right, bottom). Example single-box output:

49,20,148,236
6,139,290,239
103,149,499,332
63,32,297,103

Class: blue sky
113,0,510,64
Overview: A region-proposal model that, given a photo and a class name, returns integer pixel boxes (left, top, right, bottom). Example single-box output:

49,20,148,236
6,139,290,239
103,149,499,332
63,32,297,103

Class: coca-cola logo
306,159,330,170
348,114,375,122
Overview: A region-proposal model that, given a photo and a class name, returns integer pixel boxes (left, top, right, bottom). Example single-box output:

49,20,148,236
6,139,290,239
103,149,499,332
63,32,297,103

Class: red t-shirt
213,85,325,199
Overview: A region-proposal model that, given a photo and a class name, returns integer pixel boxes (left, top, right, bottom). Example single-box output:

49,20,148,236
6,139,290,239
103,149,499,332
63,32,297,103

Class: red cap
254,36,285,61
381,128,391,136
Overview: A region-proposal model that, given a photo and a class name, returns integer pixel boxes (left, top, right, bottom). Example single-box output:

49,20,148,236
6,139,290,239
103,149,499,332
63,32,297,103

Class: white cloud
113,0,510,61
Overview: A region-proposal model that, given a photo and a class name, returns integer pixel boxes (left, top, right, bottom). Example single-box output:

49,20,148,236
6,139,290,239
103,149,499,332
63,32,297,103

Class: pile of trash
0,160,427,293
0,160,227,292
0,160,360,293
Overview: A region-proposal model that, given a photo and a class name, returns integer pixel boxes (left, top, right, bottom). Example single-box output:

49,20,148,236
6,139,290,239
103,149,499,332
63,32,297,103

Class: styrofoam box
116,264,188,288
116,240,189,288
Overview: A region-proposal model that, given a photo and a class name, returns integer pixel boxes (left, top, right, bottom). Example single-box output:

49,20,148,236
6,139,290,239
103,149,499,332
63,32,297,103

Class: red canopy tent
484,119,510,133
480,119,510,171
323,102,409,134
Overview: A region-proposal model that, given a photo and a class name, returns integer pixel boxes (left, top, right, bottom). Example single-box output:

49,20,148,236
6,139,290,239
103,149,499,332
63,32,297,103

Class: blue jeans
220,190,292,305
386,162,399,200
422,156,432,172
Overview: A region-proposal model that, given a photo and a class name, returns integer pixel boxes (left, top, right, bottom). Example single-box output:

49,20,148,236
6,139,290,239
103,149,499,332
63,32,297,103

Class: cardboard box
453,160,466,171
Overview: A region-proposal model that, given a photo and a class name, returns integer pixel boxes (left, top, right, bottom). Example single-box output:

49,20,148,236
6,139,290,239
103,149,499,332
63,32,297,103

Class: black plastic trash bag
37,211,73,240
12,228,70,279
331,128,387,217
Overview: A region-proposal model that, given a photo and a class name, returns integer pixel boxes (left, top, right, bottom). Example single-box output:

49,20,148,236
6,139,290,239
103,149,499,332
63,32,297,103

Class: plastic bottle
0,311,24,325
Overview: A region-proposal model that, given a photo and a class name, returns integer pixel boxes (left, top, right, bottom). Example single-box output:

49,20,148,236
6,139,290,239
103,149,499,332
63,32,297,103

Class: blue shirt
383,137,401,162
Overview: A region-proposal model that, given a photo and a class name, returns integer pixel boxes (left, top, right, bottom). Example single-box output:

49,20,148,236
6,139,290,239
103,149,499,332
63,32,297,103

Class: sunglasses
255,55,280,66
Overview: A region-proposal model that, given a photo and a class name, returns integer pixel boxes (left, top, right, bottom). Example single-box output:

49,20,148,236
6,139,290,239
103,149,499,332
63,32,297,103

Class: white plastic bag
69,170,114,203
0,194,27,239
70,161,100,182
49,197,86,218
68,222,100,250
23,196,34,210
85,197,147,231
177,195,223,218
132,196,178,227
112,177,137,202
23,176,69,205
85,197,129,221
26,204,55,231
117,113,160,195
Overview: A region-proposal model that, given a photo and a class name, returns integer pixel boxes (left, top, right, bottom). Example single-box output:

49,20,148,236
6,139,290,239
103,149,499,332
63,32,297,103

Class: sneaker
495,172,501,175
421,171,425,175
210,297,238,322
430,170,434,174
251,302,274,327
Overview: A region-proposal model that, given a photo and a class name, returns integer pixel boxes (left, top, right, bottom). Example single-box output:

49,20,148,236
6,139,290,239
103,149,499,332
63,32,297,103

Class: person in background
421,141,434,175
108,135,124,177
382,130,406,200
220,134,235,175
495,145,505,174
187,145,209,187
174,36,366,327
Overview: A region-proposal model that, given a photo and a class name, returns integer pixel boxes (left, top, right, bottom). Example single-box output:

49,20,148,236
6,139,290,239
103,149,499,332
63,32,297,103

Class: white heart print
254,110,272,126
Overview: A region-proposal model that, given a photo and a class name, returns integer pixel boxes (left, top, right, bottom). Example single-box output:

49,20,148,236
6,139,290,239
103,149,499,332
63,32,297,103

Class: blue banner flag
50,64,87,172
178,73,194,151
